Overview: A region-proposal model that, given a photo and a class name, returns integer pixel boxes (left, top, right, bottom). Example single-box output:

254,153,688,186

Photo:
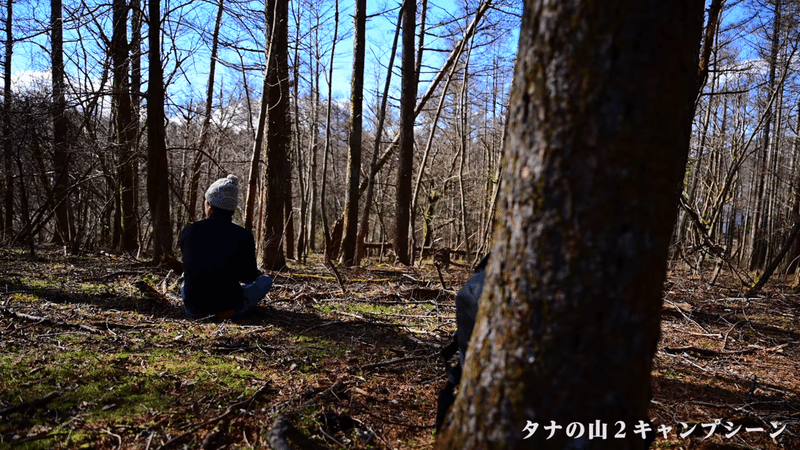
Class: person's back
179,174,272,319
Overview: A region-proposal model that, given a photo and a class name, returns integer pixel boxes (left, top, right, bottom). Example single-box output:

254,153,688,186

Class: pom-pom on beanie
205,174,240,212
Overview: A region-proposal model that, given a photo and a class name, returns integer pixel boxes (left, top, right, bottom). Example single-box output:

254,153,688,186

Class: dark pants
181,274,273,320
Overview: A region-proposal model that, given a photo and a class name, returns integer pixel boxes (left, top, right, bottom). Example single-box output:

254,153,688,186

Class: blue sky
8,0,520,121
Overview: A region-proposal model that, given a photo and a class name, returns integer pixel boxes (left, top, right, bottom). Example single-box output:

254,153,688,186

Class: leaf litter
0,246,799,449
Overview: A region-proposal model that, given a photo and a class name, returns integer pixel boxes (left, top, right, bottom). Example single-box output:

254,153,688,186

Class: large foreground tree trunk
438,1,704,449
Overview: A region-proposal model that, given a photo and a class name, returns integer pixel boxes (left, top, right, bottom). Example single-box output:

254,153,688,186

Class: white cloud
10,69,52,92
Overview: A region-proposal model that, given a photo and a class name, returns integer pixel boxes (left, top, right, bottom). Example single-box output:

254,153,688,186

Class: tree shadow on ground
1,272,449,364
650,374,800,448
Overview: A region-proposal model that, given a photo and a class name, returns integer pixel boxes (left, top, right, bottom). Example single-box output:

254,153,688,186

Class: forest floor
0,245,799,450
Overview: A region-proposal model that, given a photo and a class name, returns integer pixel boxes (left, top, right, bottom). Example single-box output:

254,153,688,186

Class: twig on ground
722,321,742,350
663,299,712,335
333,310,364,320
434,264,447,291
663,345,756,358
361,356,424,371
0,307,101,334
324,256,347,295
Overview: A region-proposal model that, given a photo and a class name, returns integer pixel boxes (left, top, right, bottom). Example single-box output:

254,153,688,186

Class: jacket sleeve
238,231,262,284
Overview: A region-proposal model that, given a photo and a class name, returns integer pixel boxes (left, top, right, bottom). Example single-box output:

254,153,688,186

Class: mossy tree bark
438,1,704,448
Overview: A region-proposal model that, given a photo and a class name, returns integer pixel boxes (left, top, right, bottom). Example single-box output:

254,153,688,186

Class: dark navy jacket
179,208,262,315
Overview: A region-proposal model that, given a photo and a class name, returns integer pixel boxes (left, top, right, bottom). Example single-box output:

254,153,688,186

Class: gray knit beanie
205,174,239,211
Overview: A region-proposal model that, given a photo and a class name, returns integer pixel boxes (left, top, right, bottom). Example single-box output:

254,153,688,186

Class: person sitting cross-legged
179,174,272,320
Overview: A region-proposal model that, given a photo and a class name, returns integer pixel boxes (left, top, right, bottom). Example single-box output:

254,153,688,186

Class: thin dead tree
186,0,226,224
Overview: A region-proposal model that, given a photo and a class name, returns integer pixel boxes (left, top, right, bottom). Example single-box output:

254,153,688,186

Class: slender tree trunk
12,149,30,244
131,0,142,120
284,192,295,260
696,0,723,98
748,215,800,296
457,34,475,262
2,0,13,238
281,1,295,260
354,7,402,266
112,0,139,253
749,0,782,271
422,190,439,248
130,0,142,249
320,0,339,258
478,129,505,259
51,0,74,247
394,0,416,265
244,79,268,231
146,0,178,268
187,0,225,224
340,0,367,266
766,82,785,268
305,17,323,257
438,1,704,447
245,0,276,232
259,0,290,270
291,3,306,261
407,0,428,265
786,101,800,274
307,38,321,254
411,70,455,261
335,1,491,252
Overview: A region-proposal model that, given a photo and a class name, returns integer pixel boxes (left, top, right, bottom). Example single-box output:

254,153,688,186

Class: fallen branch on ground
662,345,757,358
360,356,425,371
0,307,101,334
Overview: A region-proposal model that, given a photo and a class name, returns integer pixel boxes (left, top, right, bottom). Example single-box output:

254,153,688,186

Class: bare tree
51,0,74,248
2,0,12,238
320,0,340,259
438,0,704,448
186,0,225,224
259,0,290,270
394,0,416,265
456,29,476,261
749,0,784,271
244,21,271,231
354,6,402,266
112,0,139,252
146,0,179,268
340,0,367,265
